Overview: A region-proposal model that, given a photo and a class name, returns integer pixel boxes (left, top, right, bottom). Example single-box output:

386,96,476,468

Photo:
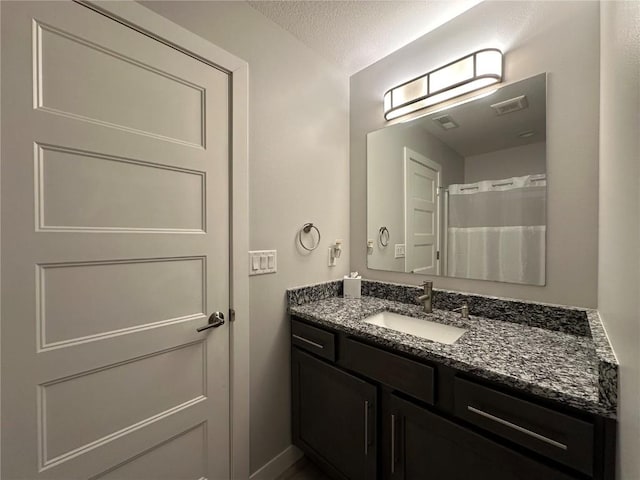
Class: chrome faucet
416,281,433,313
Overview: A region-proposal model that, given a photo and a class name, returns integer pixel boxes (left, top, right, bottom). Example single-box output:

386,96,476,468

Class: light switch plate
249,250,277,275
395,244,405,258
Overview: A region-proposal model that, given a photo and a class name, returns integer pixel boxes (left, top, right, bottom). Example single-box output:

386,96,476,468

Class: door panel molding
34,19,207,148
38,340,207,469
35,143,207,233
36,255,207,349
89,422,208,480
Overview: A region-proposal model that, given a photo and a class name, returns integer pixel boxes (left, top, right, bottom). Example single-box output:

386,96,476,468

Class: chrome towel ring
379,226,390,247
299,223,321,251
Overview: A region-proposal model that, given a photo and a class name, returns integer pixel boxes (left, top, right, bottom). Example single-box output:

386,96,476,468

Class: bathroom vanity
288,280,617,480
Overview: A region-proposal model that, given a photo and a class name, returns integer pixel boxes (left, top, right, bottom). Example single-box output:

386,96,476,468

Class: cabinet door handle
364,400,369,455
467,406,568,450
292,334,324,349
390,414,396,474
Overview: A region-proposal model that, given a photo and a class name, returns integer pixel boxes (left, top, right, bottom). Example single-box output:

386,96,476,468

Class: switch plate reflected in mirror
367,73,547,285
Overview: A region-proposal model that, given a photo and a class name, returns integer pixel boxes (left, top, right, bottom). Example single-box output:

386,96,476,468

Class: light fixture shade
383,48,503,121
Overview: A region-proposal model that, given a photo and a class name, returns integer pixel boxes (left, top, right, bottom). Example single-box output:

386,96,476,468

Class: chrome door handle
197,312,225,332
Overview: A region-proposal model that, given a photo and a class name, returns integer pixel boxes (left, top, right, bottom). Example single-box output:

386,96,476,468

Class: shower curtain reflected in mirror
446,174,546,285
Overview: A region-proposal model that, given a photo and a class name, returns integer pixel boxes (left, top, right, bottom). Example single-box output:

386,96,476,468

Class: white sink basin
363,311,467,345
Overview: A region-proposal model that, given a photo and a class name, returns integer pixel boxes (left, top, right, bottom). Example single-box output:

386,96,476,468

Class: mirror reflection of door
404,147,441,275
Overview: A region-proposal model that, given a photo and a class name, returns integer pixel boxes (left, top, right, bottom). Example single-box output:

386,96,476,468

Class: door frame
1,1,251,478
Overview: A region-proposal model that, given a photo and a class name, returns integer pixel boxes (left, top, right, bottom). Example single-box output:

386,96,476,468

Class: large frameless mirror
367,73,547,285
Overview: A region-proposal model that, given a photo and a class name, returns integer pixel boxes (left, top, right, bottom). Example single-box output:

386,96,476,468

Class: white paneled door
404,147,441,275
1,2,231,479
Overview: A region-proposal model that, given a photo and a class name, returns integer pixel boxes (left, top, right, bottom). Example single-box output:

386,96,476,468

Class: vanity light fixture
383,48,503,121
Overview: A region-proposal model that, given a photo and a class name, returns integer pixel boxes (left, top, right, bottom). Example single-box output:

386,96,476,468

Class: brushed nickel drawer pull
364,400,369,455
467,406,568,450
292,334,324,349
391,414,396,474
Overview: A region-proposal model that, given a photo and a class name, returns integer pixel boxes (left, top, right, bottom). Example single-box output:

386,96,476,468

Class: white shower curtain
446,174,546,285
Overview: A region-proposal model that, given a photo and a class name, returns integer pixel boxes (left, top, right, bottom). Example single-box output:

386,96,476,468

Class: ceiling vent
490,95,528,115
432,114,459,130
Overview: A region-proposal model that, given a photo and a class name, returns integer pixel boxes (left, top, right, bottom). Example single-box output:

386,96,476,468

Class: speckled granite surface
362,280,591,337
587,310,619,410
287,280,343,306
287,281,618,418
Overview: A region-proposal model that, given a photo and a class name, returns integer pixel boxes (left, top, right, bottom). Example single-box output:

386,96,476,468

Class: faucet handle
422,280,433,287
453,302,469,319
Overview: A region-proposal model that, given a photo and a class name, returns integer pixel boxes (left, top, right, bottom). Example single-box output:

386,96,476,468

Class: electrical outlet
395,244,405,258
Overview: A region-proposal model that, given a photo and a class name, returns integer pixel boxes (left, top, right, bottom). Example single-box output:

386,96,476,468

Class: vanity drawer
291,319,336,362
340,337,434,405
454,377,594,476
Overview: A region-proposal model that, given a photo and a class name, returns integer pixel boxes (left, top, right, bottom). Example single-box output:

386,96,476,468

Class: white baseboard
249,445,303,480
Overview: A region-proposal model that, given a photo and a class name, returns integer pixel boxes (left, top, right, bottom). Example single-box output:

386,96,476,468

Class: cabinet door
388,394,579,480
292,348,377,480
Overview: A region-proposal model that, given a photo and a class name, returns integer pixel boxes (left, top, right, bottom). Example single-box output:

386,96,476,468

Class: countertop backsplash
289,279,591,336
287,279,343,306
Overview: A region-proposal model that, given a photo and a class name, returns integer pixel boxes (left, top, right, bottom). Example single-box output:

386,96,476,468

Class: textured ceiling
247,0,484,75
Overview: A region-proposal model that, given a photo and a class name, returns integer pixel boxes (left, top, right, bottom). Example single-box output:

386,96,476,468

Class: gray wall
598,1,640,478
367,124,463,272
464,141,546,184
351,1,600,307
141,2,350,474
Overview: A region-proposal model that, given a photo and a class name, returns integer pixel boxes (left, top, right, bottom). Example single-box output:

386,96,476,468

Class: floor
276,457,333,480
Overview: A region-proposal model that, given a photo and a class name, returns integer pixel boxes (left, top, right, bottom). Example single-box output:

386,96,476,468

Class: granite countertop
289,294,617,418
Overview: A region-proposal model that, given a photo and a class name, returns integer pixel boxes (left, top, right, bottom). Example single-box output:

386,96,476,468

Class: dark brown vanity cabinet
387,393,578,480
292,348,377,480
291,317,614,480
